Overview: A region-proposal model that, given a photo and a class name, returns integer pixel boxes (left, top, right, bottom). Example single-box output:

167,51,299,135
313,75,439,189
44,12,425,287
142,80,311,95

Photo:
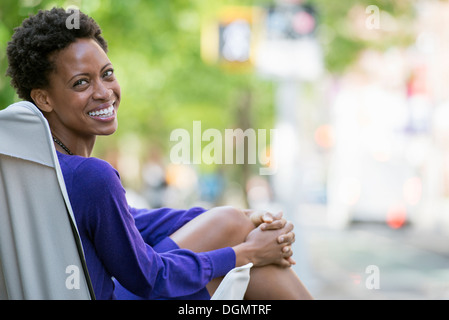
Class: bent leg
170,206,253,295
169,206,313,300
169,206,253,252
244,265,313,300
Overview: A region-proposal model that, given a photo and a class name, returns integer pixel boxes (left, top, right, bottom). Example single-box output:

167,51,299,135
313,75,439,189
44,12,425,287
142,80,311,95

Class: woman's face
40,38,121,139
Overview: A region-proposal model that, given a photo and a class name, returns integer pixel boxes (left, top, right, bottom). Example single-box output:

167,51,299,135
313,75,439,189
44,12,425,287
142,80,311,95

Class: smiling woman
5,7,312,300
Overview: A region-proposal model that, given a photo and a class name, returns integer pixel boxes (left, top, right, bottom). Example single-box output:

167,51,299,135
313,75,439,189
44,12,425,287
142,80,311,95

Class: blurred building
326,1,449,236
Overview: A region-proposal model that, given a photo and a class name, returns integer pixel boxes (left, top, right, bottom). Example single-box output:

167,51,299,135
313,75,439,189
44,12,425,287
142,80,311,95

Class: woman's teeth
88,105,114,117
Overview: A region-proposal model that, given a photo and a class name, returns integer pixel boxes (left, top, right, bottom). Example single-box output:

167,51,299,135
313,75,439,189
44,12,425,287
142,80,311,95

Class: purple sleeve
129,206,206,246
73,158,235,299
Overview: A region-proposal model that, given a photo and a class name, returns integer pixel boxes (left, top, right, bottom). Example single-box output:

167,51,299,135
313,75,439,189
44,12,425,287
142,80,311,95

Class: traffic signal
201,6,263,71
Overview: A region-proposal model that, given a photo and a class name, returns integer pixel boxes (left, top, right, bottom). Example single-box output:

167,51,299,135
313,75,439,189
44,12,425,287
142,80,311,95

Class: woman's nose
92,80,113,100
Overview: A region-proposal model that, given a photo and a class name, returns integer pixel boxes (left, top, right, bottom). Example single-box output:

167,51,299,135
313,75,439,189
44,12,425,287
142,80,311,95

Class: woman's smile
87,100,117,121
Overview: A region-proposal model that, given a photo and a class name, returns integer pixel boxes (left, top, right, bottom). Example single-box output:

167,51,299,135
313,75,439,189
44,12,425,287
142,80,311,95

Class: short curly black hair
6,7,108,102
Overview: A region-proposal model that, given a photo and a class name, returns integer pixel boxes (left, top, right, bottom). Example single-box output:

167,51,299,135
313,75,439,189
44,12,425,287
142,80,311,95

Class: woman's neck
52,133,96,158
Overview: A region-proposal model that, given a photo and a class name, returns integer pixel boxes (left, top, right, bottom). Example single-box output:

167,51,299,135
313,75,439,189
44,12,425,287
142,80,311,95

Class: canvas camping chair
0,101,251,300
0,101,94,299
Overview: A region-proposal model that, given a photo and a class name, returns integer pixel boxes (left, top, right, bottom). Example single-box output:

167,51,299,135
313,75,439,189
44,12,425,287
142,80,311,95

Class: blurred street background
2,0,449,299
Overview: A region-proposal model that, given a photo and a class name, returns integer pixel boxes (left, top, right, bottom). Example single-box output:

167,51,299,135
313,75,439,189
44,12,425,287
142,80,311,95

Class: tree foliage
0,0,415,157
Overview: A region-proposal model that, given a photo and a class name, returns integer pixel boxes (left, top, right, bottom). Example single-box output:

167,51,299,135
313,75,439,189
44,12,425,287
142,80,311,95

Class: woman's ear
30,88,53,113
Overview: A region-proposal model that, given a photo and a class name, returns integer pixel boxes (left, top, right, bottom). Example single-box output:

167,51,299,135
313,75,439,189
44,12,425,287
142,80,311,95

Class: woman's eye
103,69,114,78
73,79,88,87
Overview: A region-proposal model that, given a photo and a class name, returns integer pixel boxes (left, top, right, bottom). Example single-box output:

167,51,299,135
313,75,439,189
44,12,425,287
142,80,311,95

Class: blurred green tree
0,0,415,194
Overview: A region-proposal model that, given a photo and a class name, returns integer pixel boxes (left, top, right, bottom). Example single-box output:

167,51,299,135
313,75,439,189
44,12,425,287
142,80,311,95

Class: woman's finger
277,231,295,244
261,211,283,223
260,218,287,230
286,256,296,265
282,245,291,254
261,212,274,223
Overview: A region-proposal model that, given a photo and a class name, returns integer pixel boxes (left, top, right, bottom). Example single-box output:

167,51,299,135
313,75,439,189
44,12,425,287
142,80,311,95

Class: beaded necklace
53,136,73,155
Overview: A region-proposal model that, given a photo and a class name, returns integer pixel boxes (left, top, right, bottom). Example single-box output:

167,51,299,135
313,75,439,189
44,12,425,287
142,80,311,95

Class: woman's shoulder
58,152,120,185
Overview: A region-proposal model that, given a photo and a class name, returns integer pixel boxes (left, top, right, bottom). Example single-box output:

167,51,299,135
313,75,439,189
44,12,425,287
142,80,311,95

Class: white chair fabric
0,101,94,299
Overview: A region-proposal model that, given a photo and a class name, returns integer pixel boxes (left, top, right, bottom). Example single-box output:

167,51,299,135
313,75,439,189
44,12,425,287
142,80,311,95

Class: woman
6,8,312,300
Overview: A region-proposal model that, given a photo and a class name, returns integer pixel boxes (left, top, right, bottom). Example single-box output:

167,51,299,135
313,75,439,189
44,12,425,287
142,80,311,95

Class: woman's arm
71,158,235,299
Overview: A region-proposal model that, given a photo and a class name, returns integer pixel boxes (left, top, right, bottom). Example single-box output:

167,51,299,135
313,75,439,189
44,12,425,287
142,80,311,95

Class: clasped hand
243,209,296,268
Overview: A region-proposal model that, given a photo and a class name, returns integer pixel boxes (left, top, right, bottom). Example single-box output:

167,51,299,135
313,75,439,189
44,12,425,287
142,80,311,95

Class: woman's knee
208,206,254,240
169,205,254,251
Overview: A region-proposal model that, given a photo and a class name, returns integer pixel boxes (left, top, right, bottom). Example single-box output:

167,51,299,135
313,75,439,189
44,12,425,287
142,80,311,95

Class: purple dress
57,152,235,300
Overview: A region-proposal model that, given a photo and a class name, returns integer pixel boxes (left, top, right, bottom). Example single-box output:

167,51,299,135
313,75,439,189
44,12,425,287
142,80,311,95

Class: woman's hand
241,209,296,266
233,220,296,268
243,209,286,230
245,209,296,262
